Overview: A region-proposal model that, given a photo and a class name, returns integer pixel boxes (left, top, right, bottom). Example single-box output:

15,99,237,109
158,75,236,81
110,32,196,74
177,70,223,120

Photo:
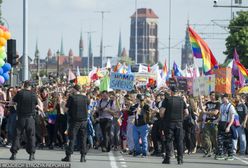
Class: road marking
234,156,248,165
108,151,119,168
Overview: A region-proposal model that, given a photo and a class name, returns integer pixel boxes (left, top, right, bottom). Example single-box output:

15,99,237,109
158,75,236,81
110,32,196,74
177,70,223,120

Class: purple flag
232,49,245,87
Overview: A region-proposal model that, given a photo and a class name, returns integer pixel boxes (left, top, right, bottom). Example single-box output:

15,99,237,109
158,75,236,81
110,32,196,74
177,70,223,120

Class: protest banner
193,75,215,97
168,77,189,92
110,72,135,91
214,68,232,94
77,76,90,85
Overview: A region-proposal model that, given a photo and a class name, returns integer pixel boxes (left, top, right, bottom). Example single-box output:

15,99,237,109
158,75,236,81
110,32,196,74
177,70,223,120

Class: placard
110,72,134,91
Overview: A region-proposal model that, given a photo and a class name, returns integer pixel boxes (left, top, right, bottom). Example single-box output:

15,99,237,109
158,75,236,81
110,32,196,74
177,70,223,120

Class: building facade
129,8,159,64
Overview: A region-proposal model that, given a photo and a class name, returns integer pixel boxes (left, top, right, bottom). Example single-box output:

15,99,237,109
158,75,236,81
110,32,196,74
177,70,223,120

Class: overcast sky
2,0,247,67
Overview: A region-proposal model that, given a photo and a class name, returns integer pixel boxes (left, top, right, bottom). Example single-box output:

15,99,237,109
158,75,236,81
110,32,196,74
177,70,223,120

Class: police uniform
161,94,186,164
10,85,38,161
62,89,90,162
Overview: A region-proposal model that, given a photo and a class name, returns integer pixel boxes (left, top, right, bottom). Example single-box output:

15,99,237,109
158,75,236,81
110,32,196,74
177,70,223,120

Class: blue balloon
0,68,3,75
2,72,9,81
2,63,11,72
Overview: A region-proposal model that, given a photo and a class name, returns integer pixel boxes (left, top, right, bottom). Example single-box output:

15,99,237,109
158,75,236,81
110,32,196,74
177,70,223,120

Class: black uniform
162,96,186,164
10,89,38,155
65,93,90,158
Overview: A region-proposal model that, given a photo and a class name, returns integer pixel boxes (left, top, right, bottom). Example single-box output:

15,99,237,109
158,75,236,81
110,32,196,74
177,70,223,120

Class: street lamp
168,0,172,70
56,50,59,78
135,0,138,64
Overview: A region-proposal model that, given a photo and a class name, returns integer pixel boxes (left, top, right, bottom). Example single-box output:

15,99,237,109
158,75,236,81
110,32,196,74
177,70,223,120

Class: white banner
193,75,215,97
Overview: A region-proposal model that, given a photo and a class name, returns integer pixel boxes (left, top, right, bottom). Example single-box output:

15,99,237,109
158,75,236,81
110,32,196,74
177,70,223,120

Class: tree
225,11,248,67
118,56,135,65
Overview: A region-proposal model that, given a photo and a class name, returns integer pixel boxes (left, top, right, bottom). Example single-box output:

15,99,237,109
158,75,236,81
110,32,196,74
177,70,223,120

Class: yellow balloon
0,29,4,37
3,31,11,40
0,37,6,46
0,46,5,53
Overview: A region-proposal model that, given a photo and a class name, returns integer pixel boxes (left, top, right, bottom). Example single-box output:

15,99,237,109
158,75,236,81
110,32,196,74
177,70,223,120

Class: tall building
60,36,65,56
79,31,84,57
129,8,159,64
118,31,122,57
34,40,40,75
181,24,194,70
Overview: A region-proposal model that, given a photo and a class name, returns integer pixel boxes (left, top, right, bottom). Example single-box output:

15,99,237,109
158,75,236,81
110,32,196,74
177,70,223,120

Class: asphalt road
0,147,247,168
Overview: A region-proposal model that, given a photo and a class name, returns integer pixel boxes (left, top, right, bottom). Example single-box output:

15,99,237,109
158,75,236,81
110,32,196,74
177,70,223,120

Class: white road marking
234,156,248,165
108,151,119,168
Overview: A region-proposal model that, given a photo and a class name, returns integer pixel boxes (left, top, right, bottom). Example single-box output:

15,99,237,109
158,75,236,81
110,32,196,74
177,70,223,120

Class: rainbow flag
188,26,218,74
161,60,168,78
235,61,248,79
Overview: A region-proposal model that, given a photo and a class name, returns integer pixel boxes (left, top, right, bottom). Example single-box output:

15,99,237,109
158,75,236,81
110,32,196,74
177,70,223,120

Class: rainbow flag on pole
235,61,248,79
188,26,218,74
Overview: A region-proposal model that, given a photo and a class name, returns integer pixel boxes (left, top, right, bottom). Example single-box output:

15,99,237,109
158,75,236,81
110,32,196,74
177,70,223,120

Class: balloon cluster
0,25,11,84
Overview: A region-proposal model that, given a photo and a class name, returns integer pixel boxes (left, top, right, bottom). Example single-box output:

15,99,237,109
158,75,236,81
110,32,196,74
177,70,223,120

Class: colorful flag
235,61,248,79
173,62,182,77
161,60,168,78
113,63,122,72
188,26,218,74
68,68,76,82
232,49,245,87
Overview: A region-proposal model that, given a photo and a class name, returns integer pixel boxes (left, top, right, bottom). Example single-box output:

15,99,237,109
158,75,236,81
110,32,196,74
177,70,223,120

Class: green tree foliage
225,11,248,67
118,56,135,65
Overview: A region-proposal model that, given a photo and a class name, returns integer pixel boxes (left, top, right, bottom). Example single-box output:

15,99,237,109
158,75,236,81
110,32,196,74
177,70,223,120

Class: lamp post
168,0,172,70
56,50,59,78
135,0,138,64
23,0,28,81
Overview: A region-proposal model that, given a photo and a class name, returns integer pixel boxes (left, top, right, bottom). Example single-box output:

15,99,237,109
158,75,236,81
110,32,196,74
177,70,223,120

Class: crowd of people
0,80,247,164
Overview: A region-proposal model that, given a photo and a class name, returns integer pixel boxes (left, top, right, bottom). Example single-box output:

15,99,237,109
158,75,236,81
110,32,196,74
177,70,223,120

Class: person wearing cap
160,86,188,165
61,84,90,162
132,93,151,157
215,94,239,161
9,81,38,161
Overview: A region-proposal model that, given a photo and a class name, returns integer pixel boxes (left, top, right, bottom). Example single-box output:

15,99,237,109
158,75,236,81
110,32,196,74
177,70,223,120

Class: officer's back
13,83,37,118
66,90,89,122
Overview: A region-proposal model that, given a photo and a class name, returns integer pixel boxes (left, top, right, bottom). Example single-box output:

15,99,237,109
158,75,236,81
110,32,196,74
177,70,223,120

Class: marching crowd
0,80,247,164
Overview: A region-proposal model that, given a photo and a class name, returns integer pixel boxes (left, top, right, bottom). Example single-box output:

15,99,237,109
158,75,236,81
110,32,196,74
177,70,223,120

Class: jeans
127,116,134,151
133,124,149,155
7,112,17,143
233,126,247,154
99,118,112,150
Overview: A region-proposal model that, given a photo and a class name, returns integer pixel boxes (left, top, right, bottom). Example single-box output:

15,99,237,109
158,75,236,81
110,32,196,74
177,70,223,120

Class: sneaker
215,156,225,160
5,143,12,148
225,156,234,161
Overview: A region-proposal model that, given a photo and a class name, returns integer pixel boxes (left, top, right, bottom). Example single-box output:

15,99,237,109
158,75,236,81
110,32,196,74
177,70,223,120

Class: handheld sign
110,72,134,91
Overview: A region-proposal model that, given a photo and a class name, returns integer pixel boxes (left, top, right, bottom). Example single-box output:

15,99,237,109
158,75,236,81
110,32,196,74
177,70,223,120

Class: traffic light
7,39,19,67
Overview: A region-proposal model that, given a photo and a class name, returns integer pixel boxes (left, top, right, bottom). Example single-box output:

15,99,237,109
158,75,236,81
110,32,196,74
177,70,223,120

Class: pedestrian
202,91,220,157
61,84,90,162
9,81,38,161
160,87,188,165
233,94,247,155
215,94,238,161
97,91,117,152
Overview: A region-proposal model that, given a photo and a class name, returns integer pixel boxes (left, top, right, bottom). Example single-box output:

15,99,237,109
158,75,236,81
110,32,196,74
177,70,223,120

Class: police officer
160,86,188,165
62,84,90,162
10,81,38,161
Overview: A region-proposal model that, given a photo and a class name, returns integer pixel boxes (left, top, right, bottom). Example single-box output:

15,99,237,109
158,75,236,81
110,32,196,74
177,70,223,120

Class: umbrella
238,86,248,94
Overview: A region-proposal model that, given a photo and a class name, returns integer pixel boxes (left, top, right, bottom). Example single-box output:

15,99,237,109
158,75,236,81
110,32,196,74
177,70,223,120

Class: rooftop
131,8,159,19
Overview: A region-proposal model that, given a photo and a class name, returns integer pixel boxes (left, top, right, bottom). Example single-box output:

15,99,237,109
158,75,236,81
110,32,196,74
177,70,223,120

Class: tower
118,31,122,57
79,31,84,57
88,34,93,69
181,22,194,70
129,8,159,64
34,40,40,76
60,36,65,56
69,49,74,68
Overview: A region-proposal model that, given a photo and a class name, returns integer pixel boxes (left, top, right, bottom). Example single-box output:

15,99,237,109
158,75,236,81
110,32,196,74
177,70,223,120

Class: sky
2,0,247,68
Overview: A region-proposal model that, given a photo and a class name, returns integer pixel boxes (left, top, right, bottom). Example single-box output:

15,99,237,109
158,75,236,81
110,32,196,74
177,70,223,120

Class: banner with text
214,68,232,94
110,72,135,91
193,75,215,97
